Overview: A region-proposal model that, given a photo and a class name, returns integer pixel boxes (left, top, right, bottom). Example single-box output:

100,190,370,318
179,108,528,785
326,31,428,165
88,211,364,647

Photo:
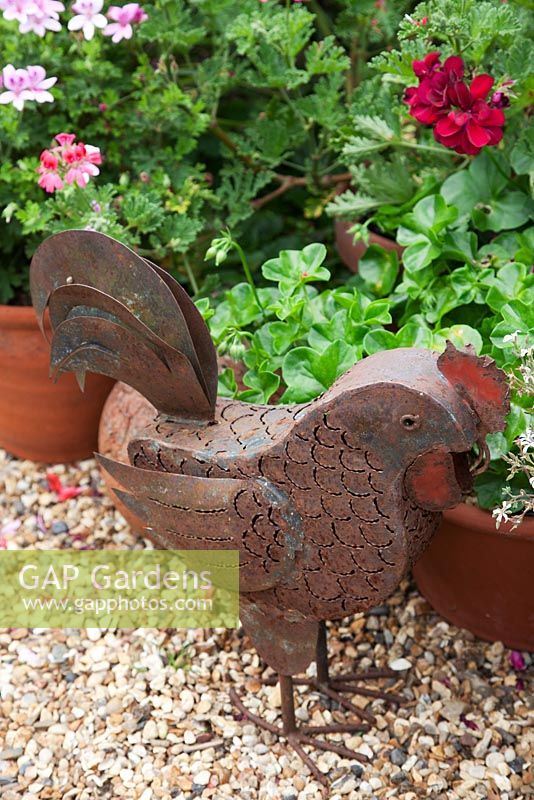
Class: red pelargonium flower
412,51,441,80
405,54,464,124
404,52,506,156
434,74,505,155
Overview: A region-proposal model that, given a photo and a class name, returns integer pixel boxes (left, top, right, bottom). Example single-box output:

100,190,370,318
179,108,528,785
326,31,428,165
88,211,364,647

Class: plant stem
394,140,457,156
233,241,262,310
183,254,199,295
251,171,351,210
309,0,334,38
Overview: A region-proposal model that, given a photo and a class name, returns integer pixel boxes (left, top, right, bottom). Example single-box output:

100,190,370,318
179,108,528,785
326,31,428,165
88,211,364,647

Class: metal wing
97,455,304,593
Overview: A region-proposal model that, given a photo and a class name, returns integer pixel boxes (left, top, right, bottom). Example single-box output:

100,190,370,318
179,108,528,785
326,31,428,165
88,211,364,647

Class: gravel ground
0,449,532,800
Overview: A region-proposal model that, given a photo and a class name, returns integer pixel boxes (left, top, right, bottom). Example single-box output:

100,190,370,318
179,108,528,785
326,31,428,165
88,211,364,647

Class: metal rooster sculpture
31,230,509,786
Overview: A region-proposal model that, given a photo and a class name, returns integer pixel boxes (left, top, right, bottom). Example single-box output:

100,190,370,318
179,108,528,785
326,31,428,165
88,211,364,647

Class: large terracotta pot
0,304,114,463
335,220,404,273
98,359,250,533
413,503,534,652
98,382,156,533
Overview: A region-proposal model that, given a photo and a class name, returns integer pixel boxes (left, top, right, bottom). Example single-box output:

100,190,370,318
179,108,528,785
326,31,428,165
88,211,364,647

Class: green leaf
352,115,396,141
308,310,350,351
262,243,330,290
363,329,397,355
433,325,483,353
440,170,479,223
240,368,280,404
440,152,511,224
474,468,507,510
395,321,433,348
363,299,392,325
218,368,237,399
121,192,164,233
472,191,534,232
326,190,383,218
469,151,509,198
411,194,458,233
281,340,357,403
194,297,213,321
305,37,350,75
510,127,534,176
359,245,399,296
265,320,302,355
402,239,441,272
500,299,534,332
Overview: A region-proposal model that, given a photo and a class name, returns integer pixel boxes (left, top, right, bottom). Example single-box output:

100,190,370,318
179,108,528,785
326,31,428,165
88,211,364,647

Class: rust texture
31,230,510,785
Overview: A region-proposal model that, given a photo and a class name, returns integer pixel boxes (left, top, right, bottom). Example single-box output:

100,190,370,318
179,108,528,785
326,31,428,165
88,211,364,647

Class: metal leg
229,624,404,790
316,621,329,685
280,674,297,734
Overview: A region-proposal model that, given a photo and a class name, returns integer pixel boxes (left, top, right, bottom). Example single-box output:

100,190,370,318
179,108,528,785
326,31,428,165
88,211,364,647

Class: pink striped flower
0,63,56,110
104,2,147,42
1,0,64,35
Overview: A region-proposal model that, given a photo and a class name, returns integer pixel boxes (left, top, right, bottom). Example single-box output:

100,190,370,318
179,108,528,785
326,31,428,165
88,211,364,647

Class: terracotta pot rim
0,303,39,331
443,502,534,540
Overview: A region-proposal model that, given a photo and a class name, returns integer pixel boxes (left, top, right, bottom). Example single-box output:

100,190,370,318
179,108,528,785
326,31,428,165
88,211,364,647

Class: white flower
68,0,106,40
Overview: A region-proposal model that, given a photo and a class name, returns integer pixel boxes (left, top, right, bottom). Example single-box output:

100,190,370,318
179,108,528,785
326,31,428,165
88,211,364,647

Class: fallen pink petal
509,650,526,671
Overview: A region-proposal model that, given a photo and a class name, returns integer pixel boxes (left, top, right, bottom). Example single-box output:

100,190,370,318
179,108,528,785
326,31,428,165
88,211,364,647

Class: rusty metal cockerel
31,230,509,786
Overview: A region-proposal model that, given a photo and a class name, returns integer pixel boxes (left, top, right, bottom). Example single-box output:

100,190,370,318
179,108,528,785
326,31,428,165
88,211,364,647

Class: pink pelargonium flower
11,0,64,34
65,144,102,186
104,2,147,42
0,64,32,110
0,63,56,110
19,11,62,34
55,132,76,146
26,64,57,102
37,133,102,193
0,0,37,23
40,149,59,169
38,170,64,192
68,0,106,40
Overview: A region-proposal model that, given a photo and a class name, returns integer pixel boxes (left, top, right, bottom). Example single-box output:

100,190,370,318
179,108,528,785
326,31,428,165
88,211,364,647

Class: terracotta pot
413,503,534,652
335,220,404,273
98,359,252,533
98,382,156,533
0,304,114,463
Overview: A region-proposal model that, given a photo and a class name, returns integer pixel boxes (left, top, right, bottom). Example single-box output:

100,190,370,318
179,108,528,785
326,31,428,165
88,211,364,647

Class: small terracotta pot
335,220,404,273
413,504,534,652
0,304,114,463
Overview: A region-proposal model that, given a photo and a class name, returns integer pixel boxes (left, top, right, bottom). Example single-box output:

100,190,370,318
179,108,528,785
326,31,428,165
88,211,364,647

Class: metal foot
229,674,370,791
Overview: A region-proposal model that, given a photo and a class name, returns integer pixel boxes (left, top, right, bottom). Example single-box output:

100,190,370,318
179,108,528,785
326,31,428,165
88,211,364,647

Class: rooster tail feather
30,230,217,420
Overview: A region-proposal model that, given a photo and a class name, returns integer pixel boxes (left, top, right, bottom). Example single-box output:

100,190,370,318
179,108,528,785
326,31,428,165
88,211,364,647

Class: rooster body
31,230,509,781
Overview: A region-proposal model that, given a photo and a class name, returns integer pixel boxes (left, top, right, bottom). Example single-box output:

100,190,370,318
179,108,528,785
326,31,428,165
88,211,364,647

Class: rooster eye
401,414,420,430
